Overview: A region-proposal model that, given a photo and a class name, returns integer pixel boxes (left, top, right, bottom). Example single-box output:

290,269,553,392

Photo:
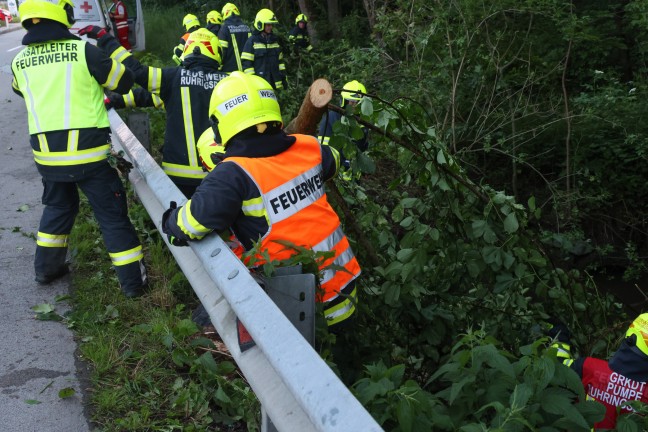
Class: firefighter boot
115,259,148,298
34,247,70,285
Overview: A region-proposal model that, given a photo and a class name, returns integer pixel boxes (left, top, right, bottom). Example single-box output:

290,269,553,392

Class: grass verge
66,190,259,431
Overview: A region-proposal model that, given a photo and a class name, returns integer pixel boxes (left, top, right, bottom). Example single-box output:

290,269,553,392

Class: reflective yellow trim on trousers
36,232,68,248
161,162,207,179
109,245,143,266
324,286,357,326
178,201,211,239
33,144,110,166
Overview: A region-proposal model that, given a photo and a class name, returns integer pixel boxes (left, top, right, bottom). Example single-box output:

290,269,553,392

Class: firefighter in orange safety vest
11,0,147,296
82,26,228,197
161,72,361,328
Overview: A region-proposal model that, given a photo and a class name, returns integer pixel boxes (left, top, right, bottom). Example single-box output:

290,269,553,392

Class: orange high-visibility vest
226,134,361,303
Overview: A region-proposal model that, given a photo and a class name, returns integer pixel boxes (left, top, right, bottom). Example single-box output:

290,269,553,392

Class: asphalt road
0,25,91,431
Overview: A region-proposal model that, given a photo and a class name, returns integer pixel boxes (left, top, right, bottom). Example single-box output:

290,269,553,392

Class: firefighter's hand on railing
161,202,189,247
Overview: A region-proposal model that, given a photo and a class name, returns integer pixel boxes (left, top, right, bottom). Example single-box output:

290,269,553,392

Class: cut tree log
284,78,333,135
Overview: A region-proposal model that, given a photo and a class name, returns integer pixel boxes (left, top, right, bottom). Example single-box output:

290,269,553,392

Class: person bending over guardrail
161,72,361,331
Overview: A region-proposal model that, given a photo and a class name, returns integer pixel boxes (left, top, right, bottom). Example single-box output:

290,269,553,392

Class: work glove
78,25,108,40
103,96,113,110
161,202,189,247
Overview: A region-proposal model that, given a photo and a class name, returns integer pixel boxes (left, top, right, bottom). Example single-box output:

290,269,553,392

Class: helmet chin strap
64,3,76,25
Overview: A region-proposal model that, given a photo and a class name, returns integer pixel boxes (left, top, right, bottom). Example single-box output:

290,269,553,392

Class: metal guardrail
108,110,383,432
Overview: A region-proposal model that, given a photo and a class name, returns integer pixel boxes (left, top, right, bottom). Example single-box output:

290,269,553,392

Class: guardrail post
260,265,317,431
127,112,150,151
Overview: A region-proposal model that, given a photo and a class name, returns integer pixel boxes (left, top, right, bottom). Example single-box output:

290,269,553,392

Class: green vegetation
62,0,648,430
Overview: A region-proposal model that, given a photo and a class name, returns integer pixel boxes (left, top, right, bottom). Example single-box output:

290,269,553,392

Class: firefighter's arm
217,27,230,50
11,75,23,98
162,164,245,243
85,42,134,94
240,39,255,74
321,143,341,180
108,87,165,110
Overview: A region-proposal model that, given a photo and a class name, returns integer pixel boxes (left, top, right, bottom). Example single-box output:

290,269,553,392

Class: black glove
547,318,571,344
103,96,113,110
161,201,188,247
78,25,108,40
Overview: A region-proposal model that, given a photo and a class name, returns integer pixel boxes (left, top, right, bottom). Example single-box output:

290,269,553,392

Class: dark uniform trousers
35,163,145,293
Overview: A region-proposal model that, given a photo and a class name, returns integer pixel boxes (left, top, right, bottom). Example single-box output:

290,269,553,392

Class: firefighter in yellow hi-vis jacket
11,0,147,296
162,72,361,328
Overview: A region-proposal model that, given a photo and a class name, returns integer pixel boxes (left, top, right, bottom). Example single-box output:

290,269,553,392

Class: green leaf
397,248,415,263
25,399,42,405
215,386,232,404
17,204,29,212
504,212,519,233
396,398,414,432
58,387,75,399
385,284,401,305
356,152,376,174
360,97,373,116
471,220,487,238
510,383,533,409
351,125,365,140
437,150,447,165
31,303,55,314
540,387,574,415
449,375,476,405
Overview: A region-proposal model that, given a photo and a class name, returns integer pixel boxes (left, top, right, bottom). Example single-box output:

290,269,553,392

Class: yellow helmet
182,28,221,64
19,0,75,28
626,313,648,356
341,80,366,104
182,13,200,32
295,13,308,24
209,72,282,145
221,3,239,20
206,10,222,25
197,128,226,171
254,8,278,32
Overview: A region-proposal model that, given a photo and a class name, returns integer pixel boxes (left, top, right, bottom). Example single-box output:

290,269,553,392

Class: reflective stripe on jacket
226,134,361,303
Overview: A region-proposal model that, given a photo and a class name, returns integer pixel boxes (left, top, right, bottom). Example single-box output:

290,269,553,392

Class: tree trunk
284,79,333,135
362,0,376,32
327,0,339,35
